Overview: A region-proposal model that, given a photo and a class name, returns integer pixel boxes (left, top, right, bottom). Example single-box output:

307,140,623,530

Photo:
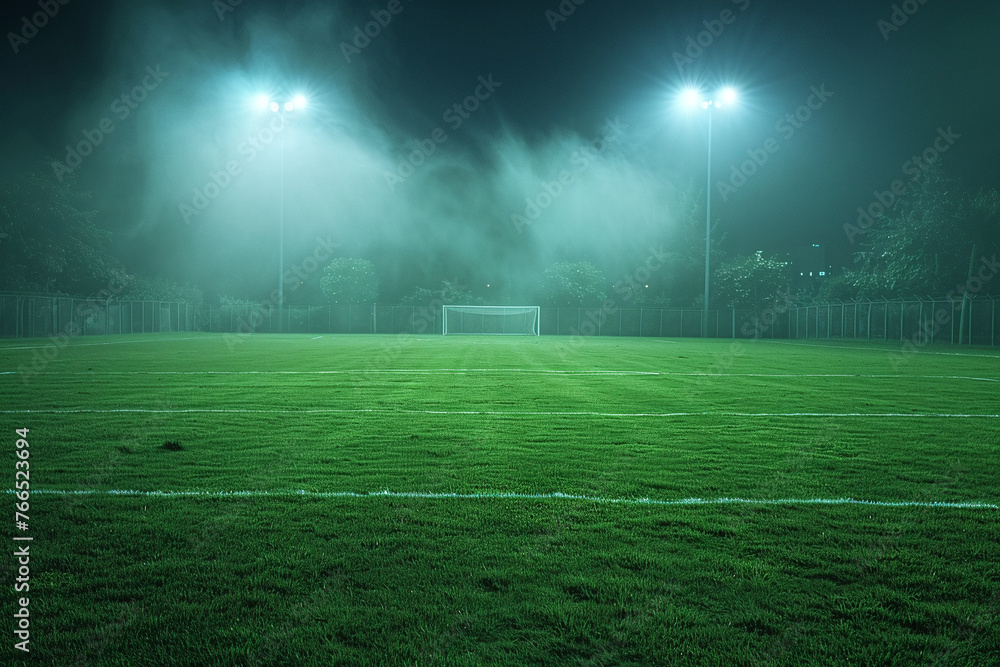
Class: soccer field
3,333,999,666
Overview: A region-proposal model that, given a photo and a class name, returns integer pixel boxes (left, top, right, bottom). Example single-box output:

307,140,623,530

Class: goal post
442,305,540,336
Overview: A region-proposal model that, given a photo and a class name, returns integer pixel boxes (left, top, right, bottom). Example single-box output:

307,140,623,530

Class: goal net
442,306,540,335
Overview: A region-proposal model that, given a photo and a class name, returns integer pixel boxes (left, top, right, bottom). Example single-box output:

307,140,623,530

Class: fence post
899,301,904,343
968,298,973,346
949,298,955,343
918,300,924,344
929,299,935,343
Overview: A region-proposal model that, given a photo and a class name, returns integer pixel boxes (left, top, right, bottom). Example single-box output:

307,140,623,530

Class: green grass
2,333,999,666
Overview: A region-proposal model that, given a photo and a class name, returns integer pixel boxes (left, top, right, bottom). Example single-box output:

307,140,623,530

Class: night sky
2,0,998,302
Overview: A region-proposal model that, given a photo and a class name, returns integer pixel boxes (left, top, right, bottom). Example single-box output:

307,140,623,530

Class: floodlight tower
681,86,737,336
254,92,308,309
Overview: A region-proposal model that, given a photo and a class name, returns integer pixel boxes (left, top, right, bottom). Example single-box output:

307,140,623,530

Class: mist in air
34,0,703,304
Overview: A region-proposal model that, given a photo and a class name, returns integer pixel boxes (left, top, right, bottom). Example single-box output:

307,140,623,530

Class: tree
654,182,726,308
713,252,790,309
320,258,379,304
848,166,999,297
119,277,204,307
0,168,116,294
399,280,482,306
540,261,606,306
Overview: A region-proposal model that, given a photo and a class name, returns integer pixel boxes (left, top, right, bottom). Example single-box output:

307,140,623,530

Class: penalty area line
12,488,998,510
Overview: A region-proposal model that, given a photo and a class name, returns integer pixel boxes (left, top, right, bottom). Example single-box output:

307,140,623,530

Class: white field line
757,339,1000,359
0,369,996,382
0,369,663,376
0,408,996,418
0,336,206,351
11,488,997,510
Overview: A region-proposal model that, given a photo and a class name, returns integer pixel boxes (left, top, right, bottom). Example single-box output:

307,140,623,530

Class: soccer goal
442,306,540,336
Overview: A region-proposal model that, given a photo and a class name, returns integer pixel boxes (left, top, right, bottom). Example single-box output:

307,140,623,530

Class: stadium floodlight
678,84,739,335
442,306,541,336
681,88,702,108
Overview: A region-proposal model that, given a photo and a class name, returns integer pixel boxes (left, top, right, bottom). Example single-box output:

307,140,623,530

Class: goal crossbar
442,305,540,336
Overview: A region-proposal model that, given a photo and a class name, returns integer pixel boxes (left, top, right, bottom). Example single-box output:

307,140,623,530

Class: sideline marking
1,408,996,418
758,339,1000,359
13,488,997,510
1,370,995,382
0,337,205,351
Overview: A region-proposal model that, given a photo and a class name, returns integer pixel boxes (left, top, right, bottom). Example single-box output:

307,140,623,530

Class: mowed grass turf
2,333,999,666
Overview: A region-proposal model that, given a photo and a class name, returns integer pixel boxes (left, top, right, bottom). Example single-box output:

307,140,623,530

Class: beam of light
253,94,270,110
269,101,279,112
292,94,308,109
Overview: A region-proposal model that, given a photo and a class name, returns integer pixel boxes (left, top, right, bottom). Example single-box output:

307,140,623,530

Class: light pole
254,93,308,309
681,86,737,336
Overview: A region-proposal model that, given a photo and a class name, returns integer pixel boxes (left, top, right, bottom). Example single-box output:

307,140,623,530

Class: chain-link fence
199,304,744,338
3,294,995,346
787,297,998,346
0,294,193,338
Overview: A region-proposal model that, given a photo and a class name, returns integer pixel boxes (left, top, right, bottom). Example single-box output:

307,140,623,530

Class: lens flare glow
681,88,702,107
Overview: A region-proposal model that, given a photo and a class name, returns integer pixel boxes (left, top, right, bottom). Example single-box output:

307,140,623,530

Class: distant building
788,244,833,292
789,244,830,279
